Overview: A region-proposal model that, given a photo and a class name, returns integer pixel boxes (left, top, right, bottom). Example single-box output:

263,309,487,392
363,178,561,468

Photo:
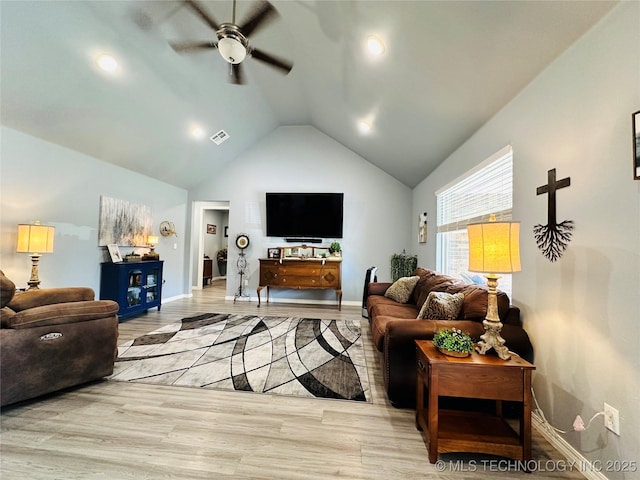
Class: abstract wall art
99,196,152,247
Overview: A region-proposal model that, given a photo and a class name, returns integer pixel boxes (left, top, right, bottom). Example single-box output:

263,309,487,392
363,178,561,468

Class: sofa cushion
8,287,95,312
0,271,16,309
417,291,464,320
368,282,393,297
0,307,16,327
369,300,418,320
411,269,464,308
371,316,418,351
369,295,420,351
384,276,420,304
457,284,510,321
4,300,119,329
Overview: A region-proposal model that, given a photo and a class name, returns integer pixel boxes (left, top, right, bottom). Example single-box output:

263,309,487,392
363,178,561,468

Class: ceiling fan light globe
218,37,247,64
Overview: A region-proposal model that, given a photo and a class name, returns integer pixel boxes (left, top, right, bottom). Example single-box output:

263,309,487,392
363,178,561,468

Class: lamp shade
16,222,55,254
147,235,159,245
467,220,521,273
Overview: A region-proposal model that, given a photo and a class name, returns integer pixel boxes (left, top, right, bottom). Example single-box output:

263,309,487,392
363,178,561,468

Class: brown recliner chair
0,270,119,407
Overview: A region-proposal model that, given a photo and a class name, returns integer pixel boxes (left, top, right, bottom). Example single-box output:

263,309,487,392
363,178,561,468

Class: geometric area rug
110,313,371,403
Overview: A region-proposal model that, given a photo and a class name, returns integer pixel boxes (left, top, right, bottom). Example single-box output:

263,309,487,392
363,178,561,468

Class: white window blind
436,146,513,295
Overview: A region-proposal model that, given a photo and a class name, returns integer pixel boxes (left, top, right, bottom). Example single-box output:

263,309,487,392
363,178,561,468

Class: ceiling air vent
210,130,230,145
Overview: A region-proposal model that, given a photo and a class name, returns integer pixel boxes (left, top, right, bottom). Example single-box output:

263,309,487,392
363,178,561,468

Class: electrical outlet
604,403,620,435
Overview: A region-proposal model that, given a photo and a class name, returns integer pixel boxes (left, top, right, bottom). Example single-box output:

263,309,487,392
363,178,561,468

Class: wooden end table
415,340,535,463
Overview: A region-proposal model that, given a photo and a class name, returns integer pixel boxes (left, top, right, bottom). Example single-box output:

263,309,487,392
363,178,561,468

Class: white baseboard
162,293,192,303
532,413,608,480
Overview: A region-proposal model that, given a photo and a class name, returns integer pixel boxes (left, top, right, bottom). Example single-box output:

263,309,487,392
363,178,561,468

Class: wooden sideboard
258,257,342,310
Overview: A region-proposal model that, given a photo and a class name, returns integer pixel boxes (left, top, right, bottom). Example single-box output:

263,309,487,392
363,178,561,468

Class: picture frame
107,243,123,263
633,110,640,180
267,248,281,259
207,224,217,234
314,247,329,258
224,226,228,237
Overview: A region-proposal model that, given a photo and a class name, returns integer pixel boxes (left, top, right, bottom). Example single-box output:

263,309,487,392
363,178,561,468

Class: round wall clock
235,234,250,250
159,221,176,237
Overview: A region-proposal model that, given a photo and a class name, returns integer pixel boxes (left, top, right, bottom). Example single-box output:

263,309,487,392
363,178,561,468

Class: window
436,146,513,296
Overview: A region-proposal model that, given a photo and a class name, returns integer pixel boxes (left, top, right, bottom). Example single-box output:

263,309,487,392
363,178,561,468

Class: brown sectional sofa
1,270,119,407
366,267,533,407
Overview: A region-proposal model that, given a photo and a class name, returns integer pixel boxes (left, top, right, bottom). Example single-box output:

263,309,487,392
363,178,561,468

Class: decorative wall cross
533,168,574,262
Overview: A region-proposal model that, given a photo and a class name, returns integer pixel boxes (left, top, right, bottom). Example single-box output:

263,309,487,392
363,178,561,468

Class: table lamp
467,214,521,360
16,221,55,290
144,235,160,260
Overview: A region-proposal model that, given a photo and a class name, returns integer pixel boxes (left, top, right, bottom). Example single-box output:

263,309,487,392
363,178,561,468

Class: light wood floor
0,281,584,479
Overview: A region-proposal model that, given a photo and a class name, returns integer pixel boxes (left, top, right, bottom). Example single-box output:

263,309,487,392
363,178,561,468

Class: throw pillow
417,291,464,320
384,276,420,304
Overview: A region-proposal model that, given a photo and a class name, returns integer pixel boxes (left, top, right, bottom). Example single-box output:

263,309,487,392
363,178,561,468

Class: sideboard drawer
279,276,321,287
281,265,320,277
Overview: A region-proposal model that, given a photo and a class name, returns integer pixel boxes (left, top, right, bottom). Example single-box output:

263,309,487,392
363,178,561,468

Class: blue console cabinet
100,260,163,320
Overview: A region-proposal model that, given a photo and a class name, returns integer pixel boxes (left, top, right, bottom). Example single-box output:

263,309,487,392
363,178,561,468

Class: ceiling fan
170,0,293,84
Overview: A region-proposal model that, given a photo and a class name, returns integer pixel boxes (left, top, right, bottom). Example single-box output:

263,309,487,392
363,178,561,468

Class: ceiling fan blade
184,0,221,31
170,41,217,52
238,1,277,37
251,48,293,74
230,63,246,85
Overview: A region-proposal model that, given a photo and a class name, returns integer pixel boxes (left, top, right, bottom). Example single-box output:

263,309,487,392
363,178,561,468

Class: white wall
188,125,413,304
413,3,639,475
0,127,190,300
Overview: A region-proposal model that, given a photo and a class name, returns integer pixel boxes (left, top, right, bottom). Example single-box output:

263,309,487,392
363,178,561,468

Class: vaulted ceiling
1,0,617,189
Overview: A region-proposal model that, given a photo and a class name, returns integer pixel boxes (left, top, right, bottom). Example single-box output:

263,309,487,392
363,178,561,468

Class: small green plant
329,242,341,253
390,250,417,281
216,248,228,263
433,328,474,354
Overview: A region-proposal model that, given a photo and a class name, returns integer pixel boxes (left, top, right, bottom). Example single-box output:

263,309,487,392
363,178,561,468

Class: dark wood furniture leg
257,286,263,307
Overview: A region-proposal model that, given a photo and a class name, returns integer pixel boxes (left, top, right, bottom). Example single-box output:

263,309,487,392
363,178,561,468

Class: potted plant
390,250,417,281
217,248,227,276
329,242,341,257
433,328,474,357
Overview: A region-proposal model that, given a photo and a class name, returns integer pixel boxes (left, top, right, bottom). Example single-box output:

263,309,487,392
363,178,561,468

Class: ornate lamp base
26,253,42,290
475,274,511,360
475,318,511,360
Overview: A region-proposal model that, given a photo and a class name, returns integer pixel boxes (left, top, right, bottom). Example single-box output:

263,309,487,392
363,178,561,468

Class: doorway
191,201,230,294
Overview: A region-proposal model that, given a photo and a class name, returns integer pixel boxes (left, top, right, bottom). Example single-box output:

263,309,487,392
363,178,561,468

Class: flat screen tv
266,192,343,239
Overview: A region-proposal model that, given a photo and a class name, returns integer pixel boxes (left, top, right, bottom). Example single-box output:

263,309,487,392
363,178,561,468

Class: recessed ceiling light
366,36,385,56
190,126,205,139
96,54,118,72
358,120,372,134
